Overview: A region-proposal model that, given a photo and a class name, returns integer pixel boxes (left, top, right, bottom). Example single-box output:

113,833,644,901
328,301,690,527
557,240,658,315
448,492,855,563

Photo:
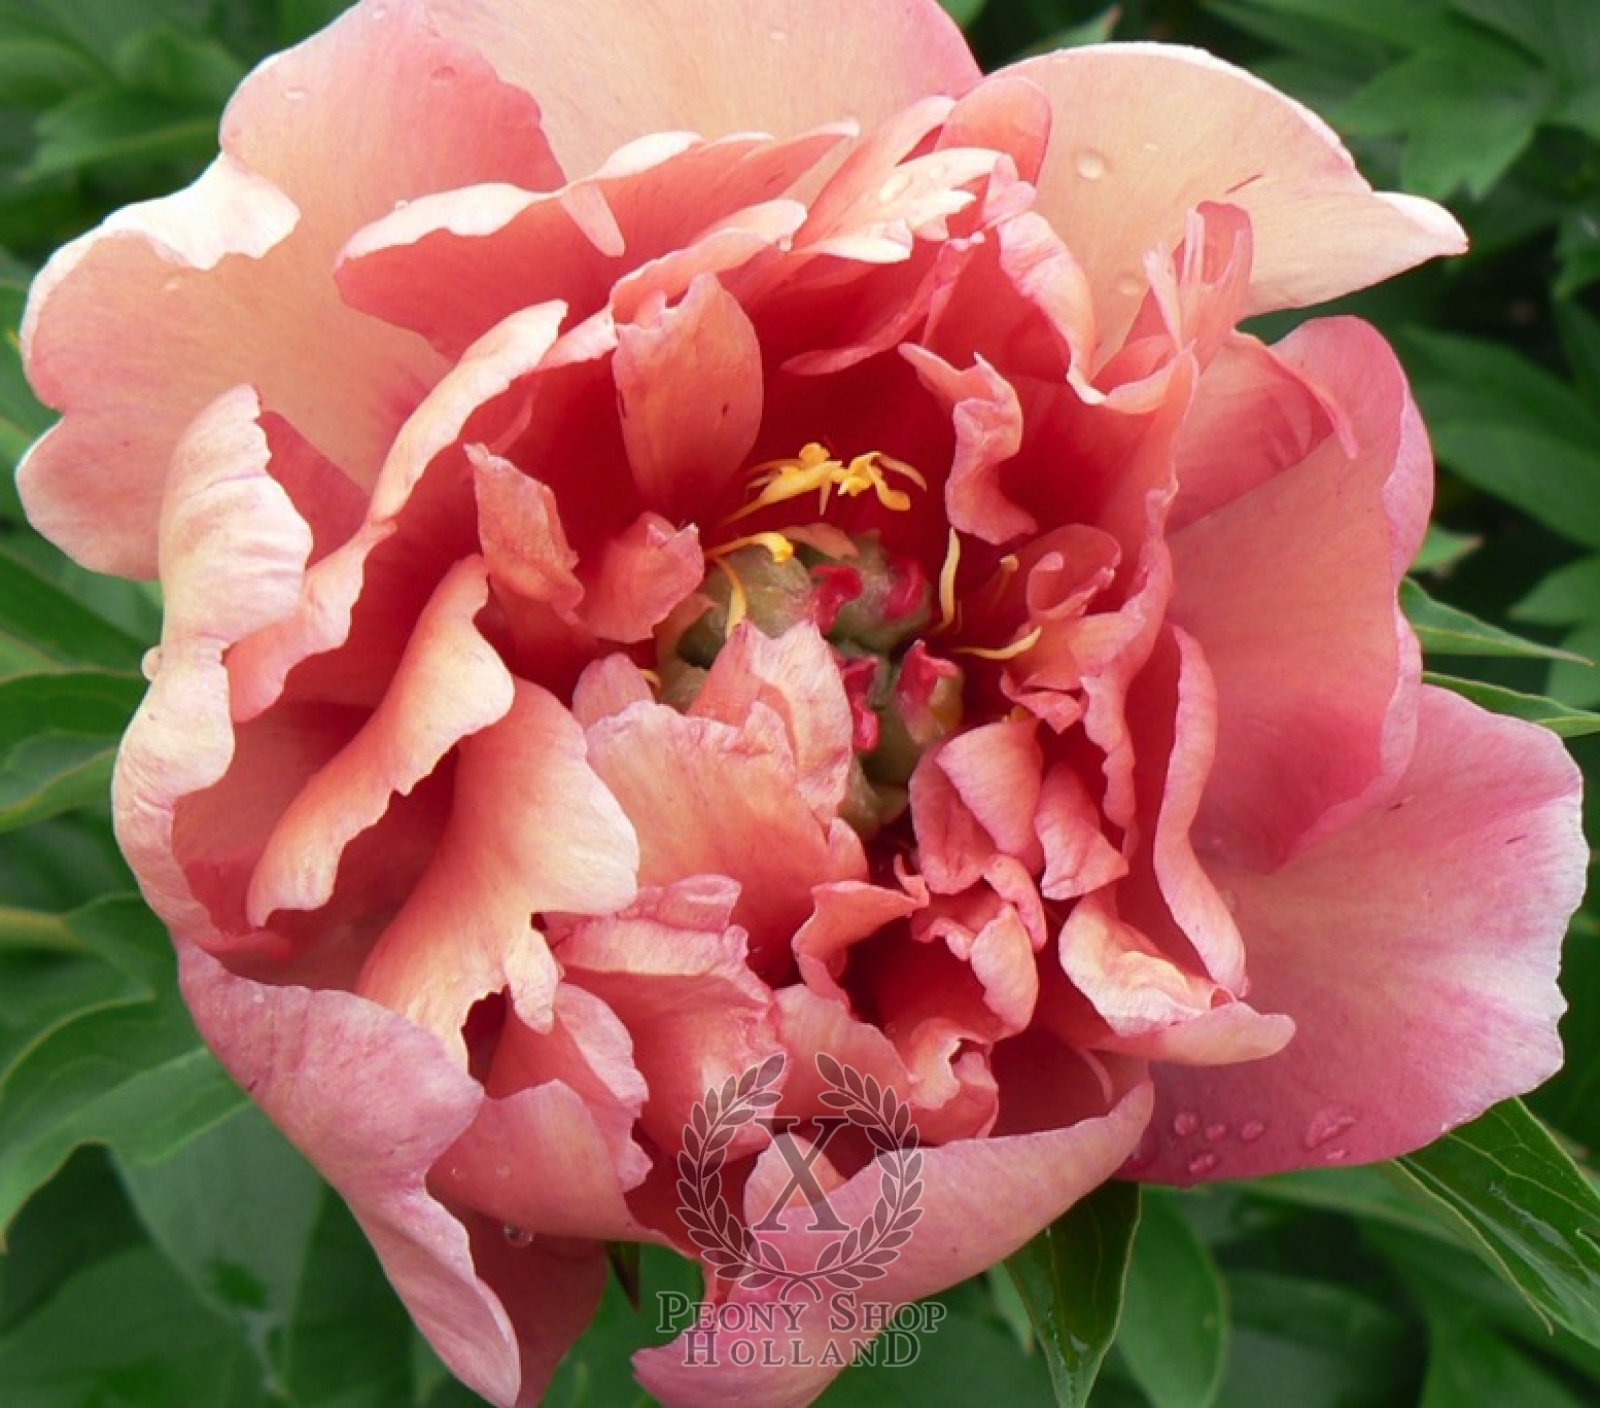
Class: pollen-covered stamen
728,442,929,523
706,531,797,630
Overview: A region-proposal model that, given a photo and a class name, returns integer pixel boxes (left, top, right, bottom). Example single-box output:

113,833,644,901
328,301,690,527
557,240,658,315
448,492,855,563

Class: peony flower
18,1,1586,1403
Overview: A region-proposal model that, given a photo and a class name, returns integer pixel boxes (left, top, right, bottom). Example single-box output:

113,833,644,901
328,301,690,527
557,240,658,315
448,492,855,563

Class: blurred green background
1,2,1598,1405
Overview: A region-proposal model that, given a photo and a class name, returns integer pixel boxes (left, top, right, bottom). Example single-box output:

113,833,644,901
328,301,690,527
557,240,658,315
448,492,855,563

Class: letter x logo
749,1117,851,1232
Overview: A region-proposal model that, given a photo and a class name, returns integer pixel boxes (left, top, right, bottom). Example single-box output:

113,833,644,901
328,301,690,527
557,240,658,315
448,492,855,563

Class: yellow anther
954,626,1043,662
937,528,961,632
710,531,796,564
728,442,927,523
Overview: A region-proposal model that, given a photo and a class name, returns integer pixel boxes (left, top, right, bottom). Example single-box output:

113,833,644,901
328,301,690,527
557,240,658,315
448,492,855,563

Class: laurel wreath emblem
675,1051,924,1297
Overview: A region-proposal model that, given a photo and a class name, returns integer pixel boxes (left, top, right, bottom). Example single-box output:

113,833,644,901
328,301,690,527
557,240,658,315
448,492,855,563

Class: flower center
658,444,966,836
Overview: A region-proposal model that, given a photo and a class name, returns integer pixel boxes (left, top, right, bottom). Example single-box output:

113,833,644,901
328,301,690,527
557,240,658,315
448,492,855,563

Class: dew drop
1074,148,1108,180
1204,1122,1228,1143
140,646,164,681
1239,1120,1267,1143
494,1163,511,1182
1303,1107,1357,1150
769,26,790,42
1323,1146,1350,1164
392,197,410,212
283,85,308,102
1121,1127,1159,1174
1187,1152,1218,1177
1114,272,1144,298
503,1224,534,1248
430,64,458,83
1172,1111,1201,1138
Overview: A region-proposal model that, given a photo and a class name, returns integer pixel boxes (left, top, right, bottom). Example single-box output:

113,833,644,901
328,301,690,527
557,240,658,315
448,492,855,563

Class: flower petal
1137,686,1585,1183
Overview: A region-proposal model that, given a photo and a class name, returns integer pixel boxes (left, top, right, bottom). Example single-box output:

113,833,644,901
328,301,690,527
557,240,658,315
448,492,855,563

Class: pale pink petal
1009,44,1464,351
1137,687,1585,1183
247,557,513,922
615,274,764,517
178,940,527,1407
21,1,565,576
423,0,979,180
113,387,311,936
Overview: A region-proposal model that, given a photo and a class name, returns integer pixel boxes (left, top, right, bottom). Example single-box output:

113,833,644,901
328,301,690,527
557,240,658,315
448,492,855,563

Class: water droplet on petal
1204,1122,1228,1143
1304,1107,1357,1150
1323,1146,1350,1164
503,1224,534,1248
1074,148,1108,180
430,64,458,83
140,646,164,680
769,27,790,42
1187,1152,1219,1177
1114,272,1144,298
283,85,308,102
1239,1120,1267,1143
1172,1111,1201,1138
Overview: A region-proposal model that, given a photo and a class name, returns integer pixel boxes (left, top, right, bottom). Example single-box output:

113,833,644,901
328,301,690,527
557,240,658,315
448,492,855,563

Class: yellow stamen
704,531,795,632
728,442,928,523
714,557,751,631
954,626,1043,662
937,528,961,632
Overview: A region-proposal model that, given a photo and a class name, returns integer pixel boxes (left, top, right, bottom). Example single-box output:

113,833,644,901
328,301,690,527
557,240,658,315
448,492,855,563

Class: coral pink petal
423,0,979,180
113,387,312,936
178,939,527,1407
615,274,764,518
358,683,638,1054
635,1066,1152,1406
580,513,704,643
247,558,514,922
1170,319,1429,869
586,701,865,967
1138,687,1585,1184
1008,44,1465,349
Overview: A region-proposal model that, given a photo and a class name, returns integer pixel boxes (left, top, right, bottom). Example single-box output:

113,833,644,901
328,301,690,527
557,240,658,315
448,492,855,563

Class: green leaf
1420,1307,1592,1408
1422,672,1600,736
1403,329,1600,549
1003,1180,1140,1407
1450,0,1600,82
937,0,986,28
28,87,217,178
0,1243,269,1407
1338,28,1549,198
1555,299,1600,409
118,1105,325,1395
1513,556,1600,626
0,669,144,830
1412,523,1481,573
1402,578,1587,662
0,543,149,679
0,896,245,1237
1217,1271,1415,1408
1117,1191,1227,1408
1393,1099,1600,1347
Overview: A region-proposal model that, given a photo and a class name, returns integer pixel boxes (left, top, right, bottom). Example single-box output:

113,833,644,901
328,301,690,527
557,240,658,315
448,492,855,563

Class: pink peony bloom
19,1,1587,1402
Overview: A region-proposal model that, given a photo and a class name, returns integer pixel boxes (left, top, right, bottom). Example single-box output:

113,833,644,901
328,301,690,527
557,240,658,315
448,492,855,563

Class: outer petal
422,0,980,180
178,941,532,1407
635,1065,1152,1406
20,0,563,576
1007,44,1465,350
1169,319,1430,870
113,386,312,935
1136,687,1586,1183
